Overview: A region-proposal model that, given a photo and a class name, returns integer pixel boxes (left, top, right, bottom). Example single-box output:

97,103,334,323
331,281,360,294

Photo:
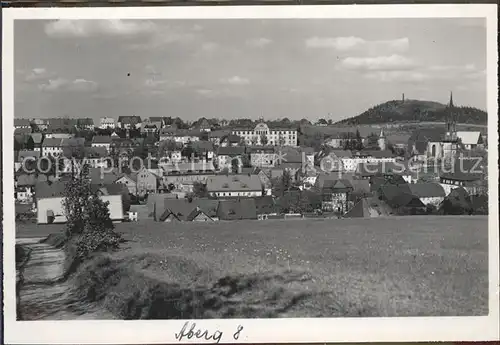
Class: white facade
91,142,111,152
418,196,445,206
37,195,123,224
342,157,397,172
212,190,262,198
232,123,298,146
42,146,63,157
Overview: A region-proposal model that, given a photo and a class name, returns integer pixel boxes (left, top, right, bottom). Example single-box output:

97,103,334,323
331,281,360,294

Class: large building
99,117,116,129
231,122,298,147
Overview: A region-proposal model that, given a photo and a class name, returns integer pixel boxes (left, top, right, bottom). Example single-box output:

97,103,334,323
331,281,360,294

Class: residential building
14,119,31,130
32,119,49,131
92,135,112,152
341,150,396,172
99,117,116,129
232,122,298,146
408,182,446,206
41,138,63,157
216,146,246,170
191,141,215,161
456,131,485,150
319,179,354,213
206,174,263,198
159,128,200,144
46,118,77,133
197,118,212,132
156,198,219,222
208,130,230,146
84,147,109,169
15,128,32,136
377,184,426,214
117,115,142,129
35,181,124,224
76,118,95,130
115,174,138,195
219,134,242,147
15,174,36,203
248,146,276,168
136,167,161,195
45,133,74,139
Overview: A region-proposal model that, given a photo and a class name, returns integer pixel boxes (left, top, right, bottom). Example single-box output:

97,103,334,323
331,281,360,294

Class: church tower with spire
444,91,458,141
378,128,387,151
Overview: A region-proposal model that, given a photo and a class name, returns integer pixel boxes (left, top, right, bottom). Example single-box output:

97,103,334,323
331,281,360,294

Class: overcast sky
14,18,486,122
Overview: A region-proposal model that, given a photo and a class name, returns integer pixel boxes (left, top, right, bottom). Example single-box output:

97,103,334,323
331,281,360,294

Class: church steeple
449,91,454,108
445,91,457,141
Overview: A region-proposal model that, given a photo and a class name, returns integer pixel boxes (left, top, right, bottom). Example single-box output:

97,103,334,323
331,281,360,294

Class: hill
336,99,487,125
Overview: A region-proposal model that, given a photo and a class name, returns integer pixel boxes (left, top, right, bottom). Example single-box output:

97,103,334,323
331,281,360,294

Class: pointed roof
449,91,454,108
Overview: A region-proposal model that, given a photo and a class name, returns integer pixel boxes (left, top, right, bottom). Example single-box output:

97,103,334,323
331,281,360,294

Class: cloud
127,31,196,50
45,20,157,38
38,78,99,92
362,63,485,83
201,42,219,52
340,55,417,71
24,68,54,82
246,38,273,48
220,76,250,85
306,36,409,54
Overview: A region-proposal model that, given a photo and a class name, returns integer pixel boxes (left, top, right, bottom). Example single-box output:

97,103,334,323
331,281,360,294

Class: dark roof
117,116,142,124
408,128,445,154
217,198,257,220
439,159,484,181
209,130,230,138
18,150,40,161
31,133,43,144
191,141,214,153
158,199,199,221
84,146,108,158
77,118,94,126
91,183,128,196
92,135,112,144
42,138,63,147
369,174,408,192
35,181,66,198
14,119,31,127
442,187,472,209
221,134,241,144
379,184,424,209
61,137,86,147
408,183,446,198
217,146,246,156
356,162,404,177
322,179,354,193
17,174,37,187
14,128,32,135
207,174,262,192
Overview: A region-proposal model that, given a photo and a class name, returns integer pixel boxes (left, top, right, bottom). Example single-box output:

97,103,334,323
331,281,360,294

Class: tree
192,181,208,198
355,129,363,150
272,170,293,196
62,171,92,237
317,119,328,126
327,119,333,125
231,157,241,174
278,135,286,147
260,134,268,146
251,136,258,146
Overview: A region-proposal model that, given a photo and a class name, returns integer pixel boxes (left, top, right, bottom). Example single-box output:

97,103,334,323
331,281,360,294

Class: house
161,161,216,175
344,197,381,218
35,181,124,224
45,133,74,139
208,130,231,146
83,147,109,169
15,174,36,203
31,133,43,152
369,174,408,193
114,174,138,195
248,146,276,168
197,118,212,132
232,122,298,146
92,136,112,153
15,127,32,136
439,159,484,196
319,179,354,213
17,150,40,164
99,117,116,129
41,138,63,157
206,174,263,198
408,182,446,206
155,198,219,222
14,118,31,129
355,161,404,179
191,141,215,161
217,198,258,220
456,131,484,150
256,169,273,195
136,167,161,195
216,146,246,170
159,128,200,144
377,184,426,214
76,118,94,130
342,150,396,172
117,116,142,129
46,118,77,133
219,134,242,147
141,117,163,133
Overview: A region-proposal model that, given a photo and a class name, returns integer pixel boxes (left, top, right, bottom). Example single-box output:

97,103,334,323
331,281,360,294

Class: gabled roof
442,187,472,209
14,128,32,135
90,183,128,196
84,146,108,158
217,198,257,220
117,115,142,124
42,138,63,147
31,133,43,144
408,128,445,154
456,131,483,145
14,119,31,127
158,199,199,221
408,182,445,198
217,146,246,156
206,174,262,192
17,174,37,187
61,137,86,147
221,134,241,144
18,150,40,161
92,135,112,144
378,184,424,209
321,179,354,193
35,181,67,198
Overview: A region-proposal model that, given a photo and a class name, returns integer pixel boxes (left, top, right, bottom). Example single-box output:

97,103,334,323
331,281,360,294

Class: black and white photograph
2,5,499,344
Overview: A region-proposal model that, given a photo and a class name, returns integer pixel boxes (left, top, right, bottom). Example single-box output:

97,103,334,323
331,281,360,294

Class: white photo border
2,4,499,344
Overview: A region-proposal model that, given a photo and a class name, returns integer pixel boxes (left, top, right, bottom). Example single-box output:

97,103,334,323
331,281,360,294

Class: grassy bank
63,216,488,318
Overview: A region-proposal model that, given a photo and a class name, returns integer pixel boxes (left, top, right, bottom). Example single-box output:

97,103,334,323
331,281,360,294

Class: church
409,92,465,161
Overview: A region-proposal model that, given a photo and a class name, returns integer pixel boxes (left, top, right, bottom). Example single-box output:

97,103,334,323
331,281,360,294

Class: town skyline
15,18,487,122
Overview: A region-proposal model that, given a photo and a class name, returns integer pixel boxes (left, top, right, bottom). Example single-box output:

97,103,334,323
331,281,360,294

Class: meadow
16,216,489,318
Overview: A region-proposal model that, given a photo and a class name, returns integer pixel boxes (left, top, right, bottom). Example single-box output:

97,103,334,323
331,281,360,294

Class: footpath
16,237,114,320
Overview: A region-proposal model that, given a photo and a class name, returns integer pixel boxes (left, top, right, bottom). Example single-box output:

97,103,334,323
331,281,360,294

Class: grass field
17,216,489,318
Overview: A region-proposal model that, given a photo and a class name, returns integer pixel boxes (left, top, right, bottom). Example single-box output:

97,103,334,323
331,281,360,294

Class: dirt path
17,238,114,320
